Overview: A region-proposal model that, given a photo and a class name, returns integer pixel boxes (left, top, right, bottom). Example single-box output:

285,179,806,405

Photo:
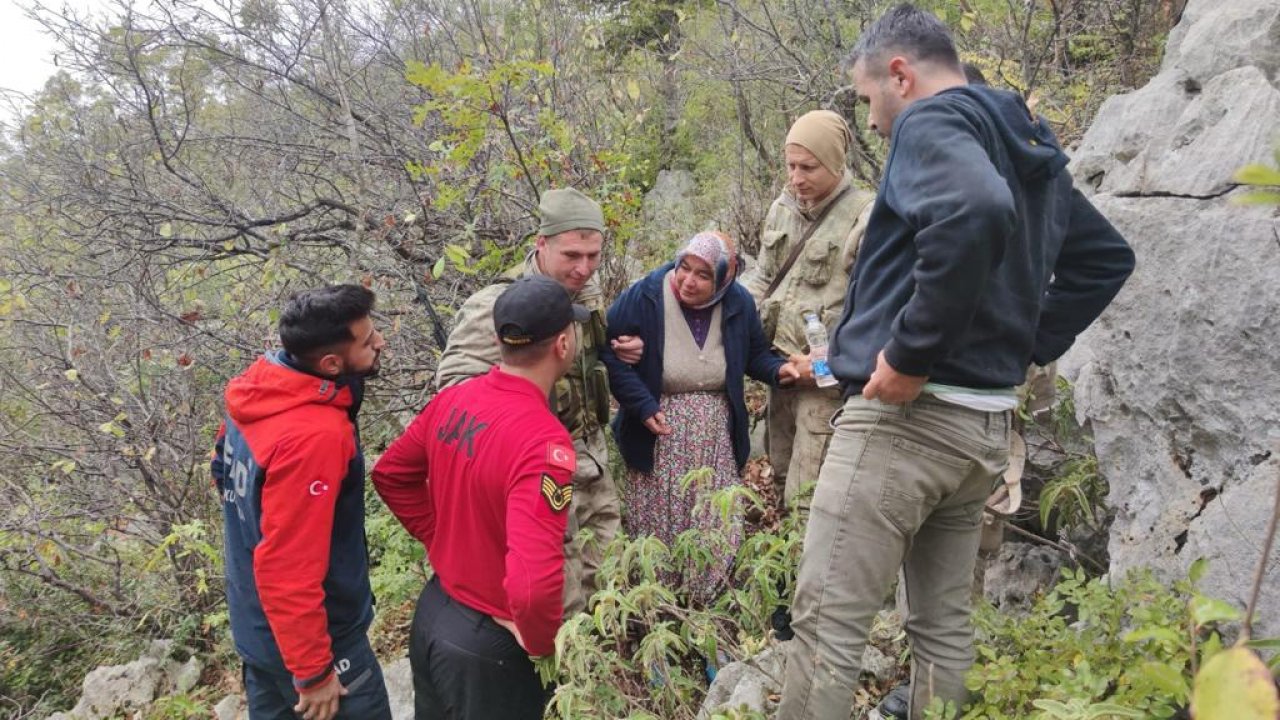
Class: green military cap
538,187,606,237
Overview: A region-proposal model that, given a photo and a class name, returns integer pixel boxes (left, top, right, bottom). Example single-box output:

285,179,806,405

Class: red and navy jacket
373,367,574,657
211,350,373,689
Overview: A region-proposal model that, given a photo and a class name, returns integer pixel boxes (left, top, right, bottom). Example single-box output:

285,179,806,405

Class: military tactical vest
498,260,611,440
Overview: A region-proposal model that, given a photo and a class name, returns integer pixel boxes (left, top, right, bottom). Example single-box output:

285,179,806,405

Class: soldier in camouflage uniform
744,111,875,511
435,188,638,615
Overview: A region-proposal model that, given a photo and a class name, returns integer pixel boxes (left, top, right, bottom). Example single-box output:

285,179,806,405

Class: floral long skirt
625,391,742,605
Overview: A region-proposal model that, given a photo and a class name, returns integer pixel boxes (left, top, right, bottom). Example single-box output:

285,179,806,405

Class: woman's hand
777,362,801,386
643,412,673,436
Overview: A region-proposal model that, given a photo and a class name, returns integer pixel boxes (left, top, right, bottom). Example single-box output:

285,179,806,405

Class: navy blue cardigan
600,263,785,474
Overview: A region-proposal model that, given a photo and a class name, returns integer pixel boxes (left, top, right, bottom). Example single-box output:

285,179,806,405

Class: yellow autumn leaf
1191,646,1280,719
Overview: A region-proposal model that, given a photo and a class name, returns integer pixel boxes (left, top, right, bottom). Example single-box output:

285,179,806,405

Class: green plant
1038,454,1105,532
535,477,805,719
954,560,1275,720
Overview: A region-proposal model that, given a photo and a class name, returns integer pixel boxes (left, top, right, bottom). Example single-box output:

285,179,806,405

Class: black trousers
409,577,550,720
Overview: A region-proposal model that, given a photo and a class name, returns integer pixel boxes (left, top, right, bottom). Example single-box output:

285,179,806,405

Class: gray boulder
213,695,245,720
1162,0,1280,82
698,628,906,718
1064,0,1280,640
385,657,415,720
983,543,1064,612
698,645,785,719
46,640,175,720
641,169,699,254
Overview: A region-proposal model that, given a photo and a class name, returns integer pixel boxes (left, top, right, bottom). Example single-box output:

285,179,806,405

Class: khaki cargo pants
561,429,621,617
778,395,1010,720
766,385,843,512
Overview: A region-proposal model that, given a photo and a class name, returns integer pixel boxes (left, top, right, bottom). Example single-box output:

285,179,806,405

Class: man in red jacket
374,275,583,719
212,284,390,720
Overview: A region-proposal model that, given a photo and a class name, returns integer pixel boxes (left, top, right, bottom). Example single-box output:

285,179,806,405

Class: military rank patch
540,474,573,513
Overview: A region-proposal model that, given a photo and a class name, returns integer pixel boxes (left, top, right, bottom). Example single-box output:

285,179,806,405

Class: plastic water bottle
803,312,838,388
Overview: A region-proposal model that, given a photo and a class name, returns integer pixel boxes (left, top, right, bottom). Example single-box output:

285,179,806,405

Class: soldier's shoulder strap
762,184,854,301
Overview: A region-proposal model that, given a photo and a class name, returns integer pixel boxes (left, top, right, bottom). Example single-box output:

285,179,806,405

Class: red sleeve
371,407,436,546
254,429,352,686
502,431,573,657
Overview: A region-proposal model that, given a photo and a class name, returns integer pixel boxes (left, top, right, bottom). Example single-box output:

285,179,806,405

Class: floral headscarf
672,231,741,309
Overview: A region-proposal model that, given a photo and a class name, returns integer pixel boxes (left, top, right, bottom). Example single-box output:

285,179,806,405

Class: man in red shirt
374,275,583,719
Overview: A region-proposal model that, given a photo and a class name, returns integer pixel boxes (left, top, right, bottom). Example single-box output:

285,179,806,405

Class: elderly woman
601,232,796,602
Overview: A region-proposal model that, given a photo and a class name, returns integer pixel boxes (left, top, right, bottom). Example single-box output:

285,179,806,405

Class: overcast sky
0,1,66,98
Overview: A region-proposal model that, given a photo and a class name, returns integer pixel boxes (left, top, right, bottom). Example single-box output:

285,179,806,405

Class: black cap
493,276,590,346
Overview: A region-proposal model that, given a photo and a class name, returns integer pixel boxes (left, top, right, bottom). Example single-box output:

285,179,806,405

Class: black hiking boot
770,604,794,641
870,682,910,720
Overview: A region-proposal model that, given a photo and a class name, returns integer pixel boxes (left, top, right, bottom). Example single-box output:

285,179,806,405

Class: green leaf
1244,638,1280,652
432,257,446,279
1189,557,1209,584
97,421,125,438
626,78,641,101
1191,646,1280,719
1124,626,1184,645
443,244,471,267
1233,190,1280,206
1202,632,1225,664
1234,164,1280,186
1190,595,1242,626
63,368,78,382
158,221,173,238
1139,660,1191,699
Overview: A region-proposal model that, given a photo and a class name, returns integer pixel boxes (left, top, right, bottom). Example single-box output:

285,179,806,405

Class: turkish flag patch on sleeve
546,442,576,472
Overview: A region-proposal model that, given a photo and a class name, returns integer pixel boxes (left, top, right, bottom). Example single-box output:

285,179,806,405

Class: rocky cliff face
1065,0,1280,637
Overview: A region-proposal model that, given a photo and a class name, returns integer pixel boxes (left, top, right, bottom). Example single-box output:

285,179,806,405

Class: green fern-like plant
1039,454,1105,532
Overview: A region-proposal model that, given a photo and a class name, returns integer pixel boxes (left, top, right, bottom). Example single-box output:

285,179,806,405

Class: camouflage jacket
743,174,875,357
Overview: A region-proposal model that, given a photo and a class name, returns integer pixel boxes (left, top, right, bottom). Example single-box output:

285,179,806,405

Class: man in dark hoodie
777,6,1134,720
212,284,391,720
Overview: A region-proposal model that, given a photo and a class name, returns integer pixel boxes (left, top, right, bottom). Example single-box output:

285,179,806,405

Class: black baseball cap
493,275,590,346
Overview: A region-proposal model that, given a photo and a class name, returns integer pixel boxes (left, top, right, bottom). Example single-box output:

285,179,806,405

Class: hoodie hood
940,85,1068,183
224,350,353,426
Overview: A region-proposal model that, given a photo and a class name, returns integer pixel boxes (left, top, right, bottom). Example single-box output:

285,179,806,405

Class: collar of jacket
781,171,853,221
639,262,743,320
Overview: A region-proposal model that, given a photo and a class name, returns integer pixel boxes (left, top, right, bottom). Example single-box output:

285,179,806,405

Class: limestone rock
641,169,698,254
1064,0,1280,641
384,657,415,720
1072,66,1280,198
698,645,785,719
213,695,245,720
1162,0,1280,83
697,638,904,718
859,644,899,684
168,656,202,695
983,543,1064,611
48,640,173,719
1181,455,1280,639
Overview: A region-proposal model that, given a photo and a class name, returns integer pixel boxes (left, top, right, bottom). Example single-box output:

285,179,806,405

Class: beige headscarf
785,110,853,177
